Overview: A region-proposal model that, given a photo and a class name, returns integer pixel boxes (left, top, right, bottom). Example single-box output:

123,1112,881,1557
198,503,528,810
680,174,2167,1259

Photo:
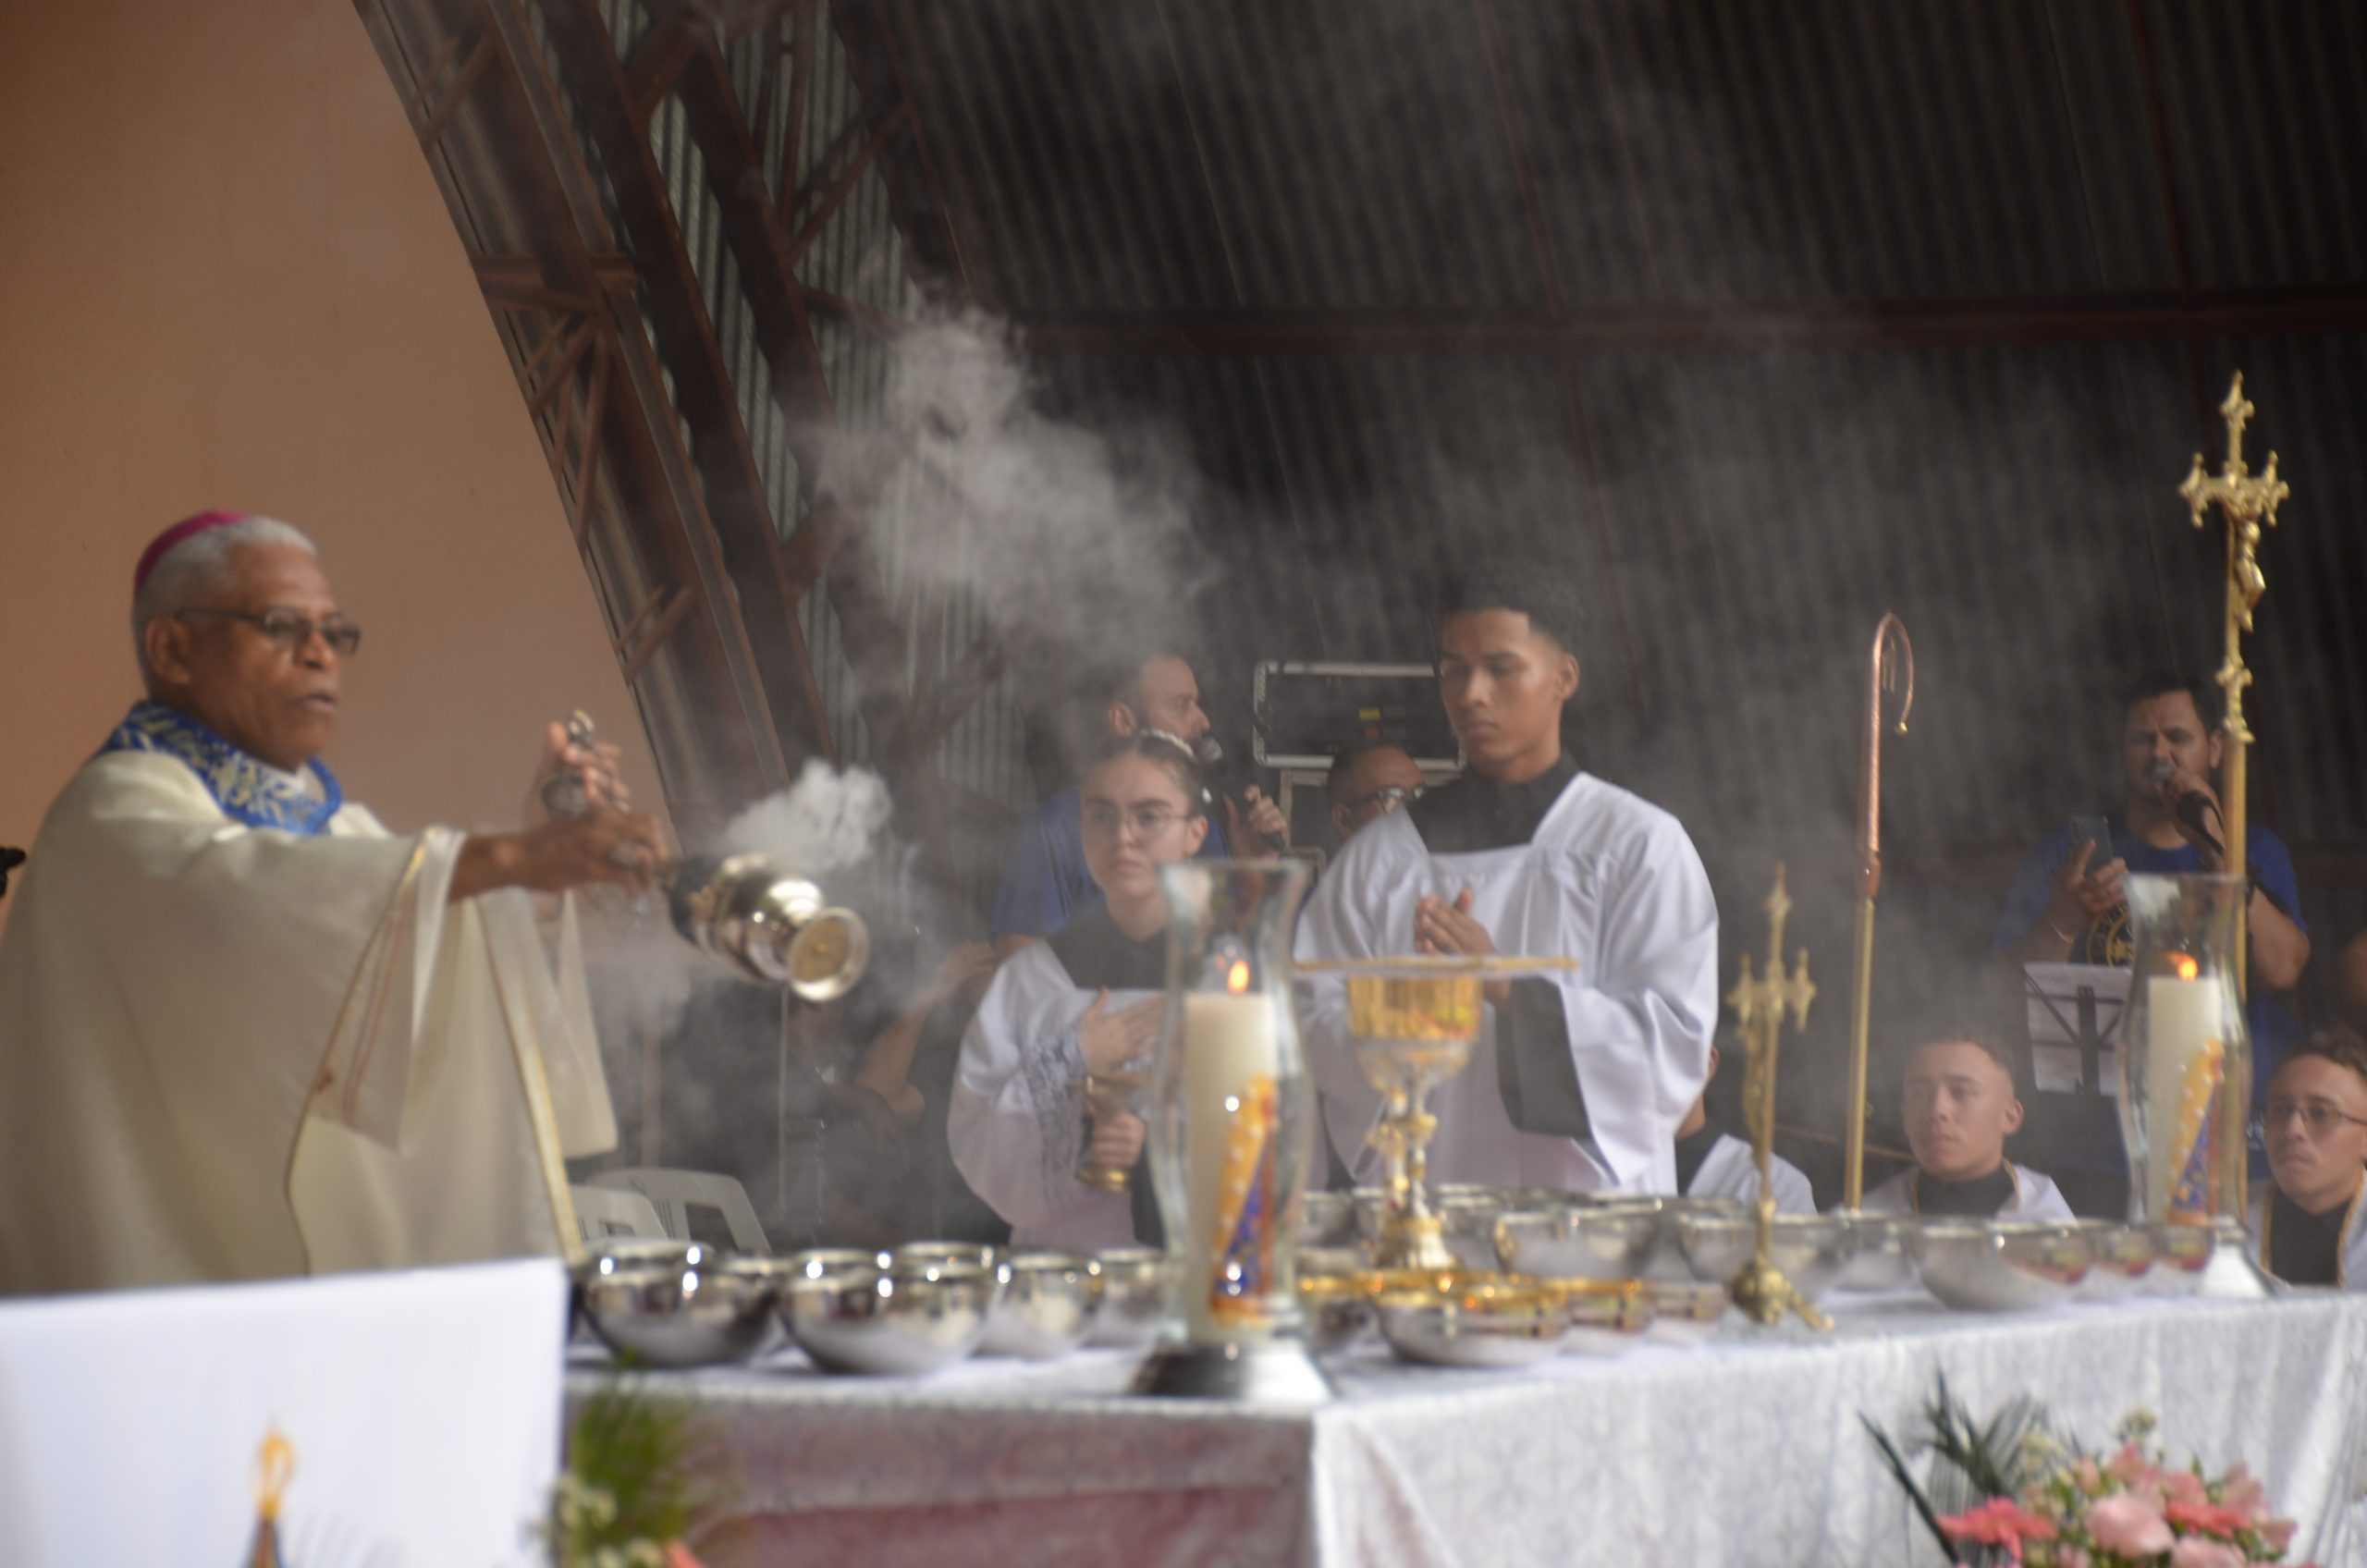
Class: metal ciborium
668,852,870,1002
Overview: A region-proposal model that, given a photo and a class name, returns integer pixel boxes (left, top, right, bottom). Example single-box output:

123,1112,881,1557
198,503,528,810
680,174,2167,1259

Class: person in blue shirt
1993,669,2312,1107
989,647,1285,951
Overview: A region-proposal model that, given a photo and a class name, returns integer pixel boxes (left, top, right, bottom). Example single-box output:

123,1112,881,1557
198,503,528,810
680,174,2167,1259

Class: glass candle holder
1134,860,1331,1403
2116,873,2268,1295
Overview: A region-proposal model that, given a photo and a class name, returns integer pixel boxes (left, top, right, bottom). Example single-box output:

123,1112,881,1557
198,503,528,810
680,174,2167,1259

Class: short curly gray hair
131,515,318,674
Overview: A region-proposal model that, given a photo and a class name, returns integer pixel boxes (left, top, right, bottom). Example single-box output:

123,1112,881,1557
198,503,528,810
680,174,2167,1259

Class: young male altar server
1858,1031,2073,1219
0,513,665,1295
951,734,1211,1249
1678,1046,1815,1214
1294,570,1720,1194
2248,1029,2367,1290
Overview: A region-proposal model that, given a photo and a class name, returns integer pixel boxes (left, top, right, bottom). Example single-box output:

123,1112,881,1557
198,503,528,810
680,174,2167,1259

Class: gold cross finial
2179,373,2287,631
1730,864,1816,1037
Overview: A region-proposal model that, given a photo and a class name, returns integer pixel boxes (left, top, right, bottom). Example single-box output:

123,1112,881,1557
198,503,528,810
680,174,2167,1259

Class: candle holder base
2196,1219,2276,1299
1131,1339,1333,1403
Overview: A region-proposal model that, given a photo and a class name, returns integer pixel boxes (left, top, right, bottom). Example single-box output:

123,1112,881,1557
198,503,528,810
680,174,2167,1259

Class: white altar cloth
2,1259,568,1567
571,1291,2367,1567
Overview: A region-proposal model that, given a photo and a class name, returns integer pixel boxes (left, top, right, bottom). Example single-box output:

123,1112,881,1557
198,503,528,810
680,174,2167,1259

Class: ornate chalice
1307,956,1577,1272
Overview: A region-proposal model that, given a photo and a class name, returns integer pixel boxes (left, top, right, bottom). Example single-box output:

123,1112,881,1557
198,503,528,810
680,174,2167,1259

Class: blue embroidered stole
99,701,344,835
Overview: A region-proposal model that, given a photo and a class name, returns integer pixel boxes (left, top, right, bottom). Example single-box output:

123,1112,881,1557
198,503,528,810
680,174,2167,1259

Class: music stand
2021,962,2131,1097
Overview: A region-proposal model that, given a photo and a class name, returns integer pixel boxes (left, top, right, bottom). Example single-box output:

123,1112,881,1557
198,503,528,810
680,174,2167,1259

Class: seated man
2248,1028,2367,1290
988,645,1282,951
1325,741,1427,847
0,511,663,1293
1297,569,1718,1194
1858,1030,2072,1219
1675,1045,1813,1214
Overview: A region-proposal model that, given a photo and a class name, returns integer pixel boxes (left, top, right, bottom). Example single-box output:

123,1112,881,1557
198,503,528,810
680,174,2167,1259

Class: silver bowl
978,1250,1104,1359
1832,1209,1919,1292
580,1259,776,1368
781,1256,996,1375
1493,1202,1664,1281
2072,1221,2158,1300
891,1241,1004,1277
1299,1191,1360,1249
1087,1247,1169,1346
1375,1278,1567,1367
2147,1223,2214,1295
1909,1219,2091,1312
1437,1190,1513,1270
1675,1211,1857,1301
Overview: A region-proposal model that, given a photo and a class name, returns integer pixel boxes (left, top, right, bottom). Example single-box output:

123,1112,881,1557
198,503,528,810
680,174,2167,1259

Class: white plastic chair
570,1184,668,1243
588,1168,772,1255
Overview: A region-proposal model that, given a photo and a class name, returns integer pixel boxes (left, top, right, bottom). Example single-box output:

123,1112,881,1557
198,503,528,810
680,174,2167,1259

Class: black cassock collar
1046,912,1169,992
1408,753,1580,853
1913,1163,2018,1218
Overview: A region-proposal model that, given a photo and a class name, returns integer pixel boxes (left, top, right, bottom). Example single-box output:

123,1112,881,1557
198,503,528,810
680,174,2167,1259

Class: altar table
571,1291,2367,1567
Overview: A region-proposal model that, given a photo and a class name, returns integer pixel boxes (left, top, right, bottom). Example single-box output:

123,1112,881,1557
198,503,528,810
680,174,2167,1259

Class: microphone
2146,760,2226,859
1194,736,1288,852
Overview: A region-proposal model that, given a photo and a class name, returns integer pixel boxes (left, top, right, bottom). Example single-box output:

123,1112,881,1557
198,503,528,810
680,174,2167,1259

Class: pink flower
2221,1464,2268,1520
2107,1443,2164,1487
664,1544,707,1568
2261,1518,2298,1553
2167,1539,2244,1568
2071,1459,2105,1495
2052,1548,2091,1568
2166,1498,2256,1538
2085,1493,2175,1556
1941,1497,2058,1561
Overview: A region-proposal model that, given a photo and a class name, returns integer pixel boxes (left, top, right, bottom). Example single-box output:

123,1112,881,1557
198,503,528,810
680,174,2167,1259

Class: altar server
1678,1047,1815,1214
1295,570,1719,1194
0,512,662,1295
950,734,1208,1249
2248,1029,2367,1290
1858,1031,2073,1219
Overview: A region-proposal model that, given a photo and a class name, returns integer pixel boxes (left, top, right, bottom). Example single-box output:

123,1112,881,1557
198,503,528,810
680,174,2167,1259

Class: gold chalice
1306,956,1578,1271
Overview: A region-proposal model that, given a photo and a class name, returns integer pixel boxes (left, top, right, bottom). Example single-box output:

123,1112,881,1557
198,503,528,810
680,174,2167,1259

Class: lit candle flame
1227,959,1252,994
2172,953,2199,981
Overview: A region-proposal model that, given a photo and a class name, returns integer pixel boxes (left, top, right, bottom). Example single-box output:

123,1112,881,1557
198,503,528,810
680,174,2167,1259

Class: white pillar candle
1179,990,1280,1340
2143,974,2226,1221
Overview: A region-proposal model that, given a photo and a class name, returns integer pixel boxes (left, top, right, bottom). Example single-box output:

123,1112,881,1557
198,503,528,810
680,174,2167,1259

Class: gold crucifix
1725,864,1823,1329
2176,375,2291,992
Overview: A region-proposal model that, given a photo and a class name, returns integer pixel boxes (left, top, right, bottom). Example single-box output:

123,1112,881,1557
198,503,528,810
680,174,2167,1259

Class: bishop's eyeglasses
178,607,363,657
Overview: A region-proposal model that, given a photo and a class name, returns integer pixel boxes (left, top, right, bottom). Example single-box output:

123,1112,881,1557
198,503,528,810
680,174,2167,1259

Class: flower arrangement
1867,1378,2314,1568
544,1377,731,1568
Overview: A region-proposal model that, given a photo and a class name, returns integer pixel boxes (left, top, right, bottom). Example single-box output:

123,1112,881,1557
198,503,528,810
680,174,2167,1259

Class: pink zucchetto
132,510,250,594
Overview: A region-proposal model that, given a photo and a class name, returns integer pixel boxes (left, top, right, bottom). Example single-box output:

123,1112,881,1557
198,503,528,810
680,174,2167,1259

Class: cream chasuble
2245,1180,2367,1292
1294,766,1719,1195
0,749,615,1295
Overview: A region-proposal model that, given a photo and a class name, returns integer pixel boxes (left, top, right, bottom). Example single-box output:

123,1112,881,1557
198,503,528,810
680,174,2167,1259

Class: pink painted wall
0,0,663,926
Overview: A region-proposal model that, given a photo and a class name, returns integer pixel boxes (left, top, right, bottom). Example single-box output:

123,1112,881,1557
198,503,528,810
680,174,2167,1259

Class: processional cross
2176,374,2290,990
1725,865,1823,1329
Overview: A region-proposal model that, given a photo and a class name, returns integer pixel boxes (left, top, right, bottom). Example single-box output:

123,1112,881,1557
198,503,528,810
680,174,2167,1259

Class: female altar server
950,734,1208,1249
